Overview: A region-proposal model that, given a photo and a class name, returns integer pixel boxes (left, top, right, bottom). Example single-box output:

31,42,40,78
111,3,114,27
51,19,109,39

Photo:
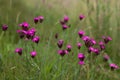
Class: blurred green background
0,0,120,80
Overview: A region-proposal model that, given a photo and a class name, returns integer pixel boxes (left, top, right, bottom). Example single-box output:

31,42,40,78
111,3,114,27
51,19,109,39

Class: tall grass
0,0,120,80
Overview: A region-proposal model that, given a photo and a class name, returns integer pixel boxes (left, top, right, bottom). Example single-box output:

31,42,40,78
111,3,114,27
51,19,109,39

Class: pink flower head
62,24,68,30
82,36,90,42
30,51,37,58
17,30,27,39
15,48,23,55
32,36,40,44
78,61,84,65
2,24,8,31
78,30,85,38
102,36,112,44
63,15,69,23
38,16,44,23
85,38,96,48
103,54,109,61
110,63,119,70
78,53,85,61
26,28,36,39
19,22,29,31
79,14,85,20
77,42,82,49
58,50,66,56
57,40,64,48
66,44,72,52
90,39,96,45
99,41,105,50
93,48,100,55
88,47,94,53
34,17,39,24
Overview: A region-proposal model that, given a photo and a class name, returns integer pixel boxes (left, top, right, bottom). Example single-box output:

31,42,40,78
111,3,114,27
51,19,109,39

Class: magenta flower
63,15,69,23
88,47,94,53
79,14,85,20
58,50,66,56
93,48,100,55
57,40,64,48
38,16,44,23
78,53,85,61
66,44,72,52
17,30,27,39
85,38,96,48
99,41,105,50
62,24,68,30
78,61,84,65
32,36,40,44
15,48,23,55
34,17,39,24
78,30,85,38
2,24,8,31
90,39,96,45
82,36,90,42
30,51,37,58
102,36,112,44
26,28,36,39
103,54,109,61
19,22,29,31
77,42,82,49
110,63,119,70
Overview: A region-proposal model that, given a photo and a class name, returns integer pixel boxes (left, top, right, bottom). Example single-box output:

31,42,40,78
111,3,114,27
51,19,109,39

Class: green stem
0,31,4,41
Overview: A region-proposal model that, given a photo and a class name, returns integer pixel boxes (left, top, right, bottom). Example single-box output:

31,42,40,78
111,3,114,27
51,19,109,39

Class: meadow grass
0,0,120,80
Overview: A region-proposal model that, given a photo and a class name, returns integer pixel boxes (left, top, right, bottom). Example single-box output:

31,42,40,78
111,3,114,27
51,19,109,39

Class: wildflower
17,30,27,39
103,54,109,61
15,48,23,55
2,24,8,31
57,40,64,48
102,36,112,44
34,17,39,24
79,14,85,20
78,53,85,61
78,61,84,65
19,22,29,31
82,36,90,42
66,44,72,52
58,50,66,56
85,38,96,48
110,63,119,70
32,36,40,44
78,30,85,38
99,41,105,50
63,15,69,23
93,48,100,55
26,28,36,39
88,47,94,53
38,16,44,23
30,51,37,58
77,42,82,49
62,24,68,30
65,50,69,54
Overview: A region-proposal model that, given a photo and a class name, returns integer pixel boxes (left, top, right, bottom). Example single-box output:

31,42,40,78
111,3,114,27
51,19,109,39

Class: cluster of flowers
14,16,44,58
59,14,85,30
1,14,119,70
57,14,119,70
